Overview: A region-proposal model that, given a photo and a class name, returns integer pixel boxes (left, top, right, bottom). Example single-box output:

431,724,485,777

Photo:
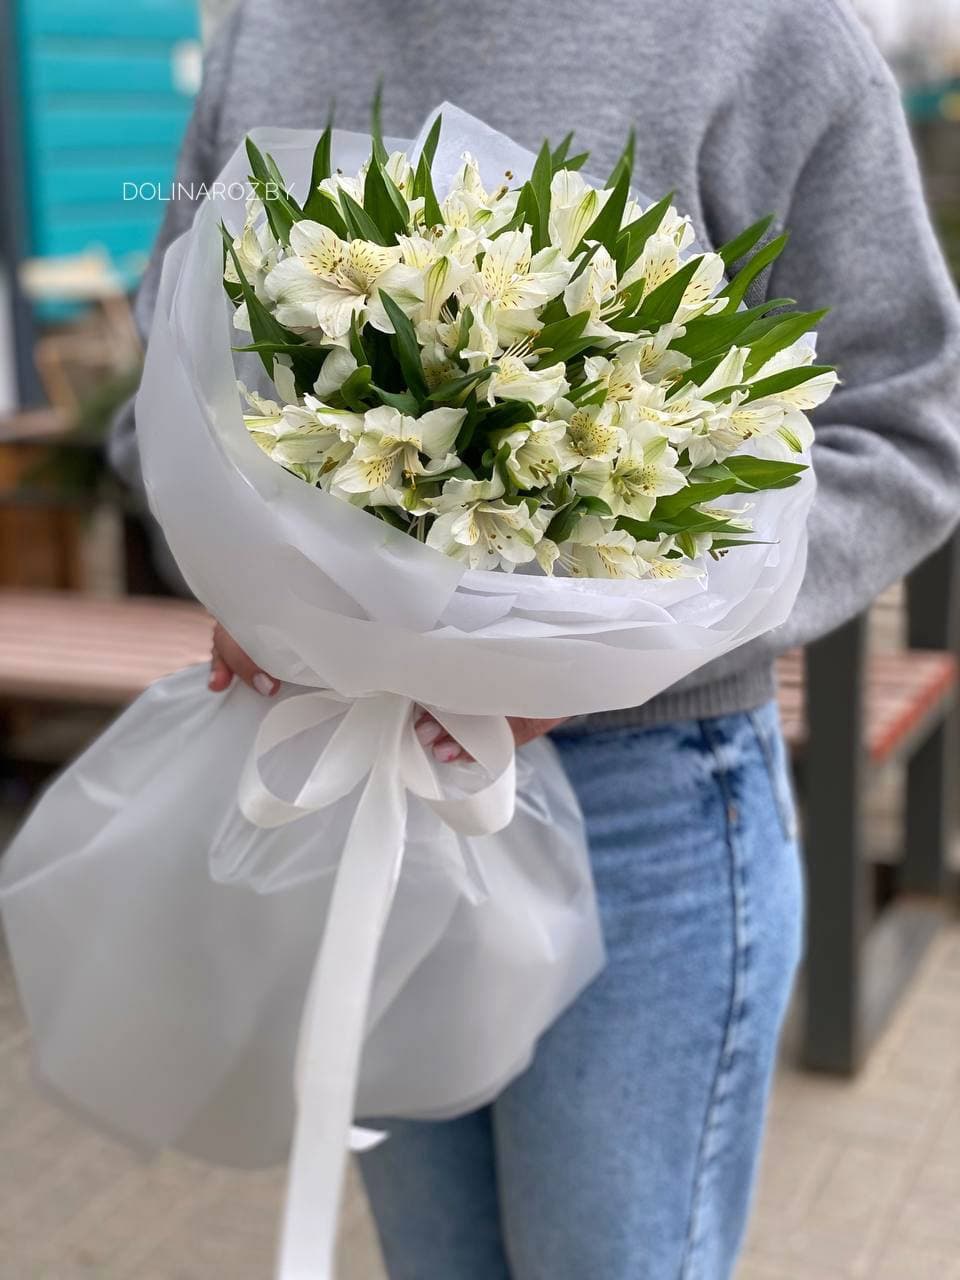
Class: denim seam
680,721,752,1280
746,709,796,842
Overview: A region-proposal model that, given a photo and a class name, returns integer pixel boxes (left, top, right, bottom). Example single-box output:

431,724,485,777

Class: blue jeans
358,702,803,1279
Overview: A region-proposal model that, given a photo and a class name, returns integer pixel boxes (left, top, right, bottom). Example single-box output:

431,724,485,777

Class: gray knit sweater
110,0,960,728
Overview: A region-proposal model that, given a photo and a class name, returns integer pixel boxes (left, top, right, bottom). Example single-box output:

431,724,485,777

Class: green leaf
301,186,348,240
724,455,807,490
578,163,630,256
515,180,545,252
617,510,746,539
719,232,789,309
652,479,743,519
371,80,388,166
363,151,408,243
413,152,443,227
339,190,391,246
493,441,517,495
303,124,334,221
567,378,604,406
563,150,590,172
716,214,775,268
370,384,421,414
614,191,674,276
220,223,295,378
375,505,411,532
743,363,835,403
426,365,498,404
668,299,795,360
606,128,635,190
546,499,583,543
709,537,770,553
245,137,300,245
577,496,613,516
419,112,442,170
378,291,428,403
481,400,538,433
338,364,373,411
456,393,481,452
742,310,829,378
528,139,553,251
551,131,575,171
627,255,704,329
534,310,590,358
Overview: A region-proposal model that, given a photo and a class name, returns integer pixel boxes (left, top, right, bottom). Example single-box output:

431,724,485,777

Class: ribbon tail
275,731,408,1280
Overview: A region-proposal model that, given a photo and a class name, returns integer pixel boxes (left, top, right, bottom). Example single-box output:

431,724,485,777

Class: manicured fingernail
416,719,443,748
253,673,276,697
433,741,461,763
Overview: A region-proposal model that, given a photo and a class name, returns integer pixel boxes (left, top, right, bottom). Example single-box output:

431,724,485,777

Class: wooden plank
0,591,211,703
777,650,957,764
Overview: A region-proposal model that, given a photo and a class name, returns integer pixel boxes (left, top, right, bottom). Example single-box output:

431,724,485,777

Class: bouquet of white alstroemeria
0,106,824,1280
227,110,835,580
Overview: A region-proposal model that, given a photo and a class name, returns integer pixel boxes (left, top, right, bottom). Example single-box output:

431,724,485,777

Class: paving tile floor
0,922,957,1280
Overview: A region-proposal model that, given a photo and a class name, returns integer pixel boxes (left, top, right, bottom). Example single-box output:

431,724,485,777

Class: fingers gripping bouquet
0,106,831,1280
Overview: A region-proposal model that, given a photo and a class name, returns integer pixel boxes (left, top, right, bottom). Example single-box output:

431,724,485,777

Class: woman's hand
414,711,567,763
209,624,567,759
209,623,279,697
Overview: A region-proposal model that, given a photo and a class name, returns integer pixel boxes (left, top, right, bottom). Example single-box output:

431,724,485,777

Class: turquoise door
16,0,200,289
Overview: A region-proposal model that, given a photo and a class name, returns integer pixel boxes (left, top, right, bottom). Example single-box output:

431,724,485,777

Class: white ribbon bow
237,689,516,1280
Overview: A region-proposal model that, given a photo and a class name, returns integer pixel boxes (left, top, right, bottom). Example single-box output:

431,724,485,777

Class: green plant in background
21,364,142,505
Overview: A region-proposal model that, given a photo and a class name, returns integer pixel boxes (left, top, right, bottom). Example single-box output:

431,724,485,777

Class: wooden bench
0,547,958,1079
0,591,211,705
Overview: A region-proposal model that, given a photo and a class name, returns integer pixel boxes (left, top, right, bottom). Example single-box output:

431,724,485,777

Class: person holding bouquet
105,2,960,1277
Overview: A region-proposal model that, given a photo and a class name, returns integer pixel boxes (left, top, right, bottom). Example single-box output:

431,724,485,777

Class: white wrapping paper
0,107,814,1280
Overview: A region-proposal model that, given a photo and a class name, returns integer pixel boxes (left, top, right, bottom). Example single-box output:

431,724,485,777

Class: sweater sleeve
107,9,240,496
701,56,960,677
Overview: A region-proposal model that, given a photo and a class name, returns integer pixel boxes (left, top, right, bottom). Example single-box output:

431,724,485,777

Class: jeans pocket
747,707,798,843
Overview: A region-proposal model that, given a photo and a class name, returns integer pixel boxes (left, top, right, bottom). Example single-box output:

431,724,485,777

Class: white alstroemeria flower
562,246,620,338
312,346,358,399
562,516,646,579
621,200,695,253
333,404,465,503
426,496,544,572
441,152,519,235
620,380,710,448
553,398,623,464
269,404,360,485
487,351,568,407
241,374,361,484
575,434,686,521
621,233,724,321
317,170,364,205
238,381,286,445
634,547,705,580
436,474,506,505
617,326,692,384
264,221,407,337
582,352,647,404
684,394,787,467
549,171,609,256
385,151,415,201
225,196,280,331
499,419,568,488
460,229,572,334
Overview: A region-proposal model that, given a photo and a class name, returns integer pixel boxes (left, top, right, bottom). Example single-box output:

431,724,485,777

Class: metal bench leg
904,532,960,896
802,613,868,1075
904,720,954,895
